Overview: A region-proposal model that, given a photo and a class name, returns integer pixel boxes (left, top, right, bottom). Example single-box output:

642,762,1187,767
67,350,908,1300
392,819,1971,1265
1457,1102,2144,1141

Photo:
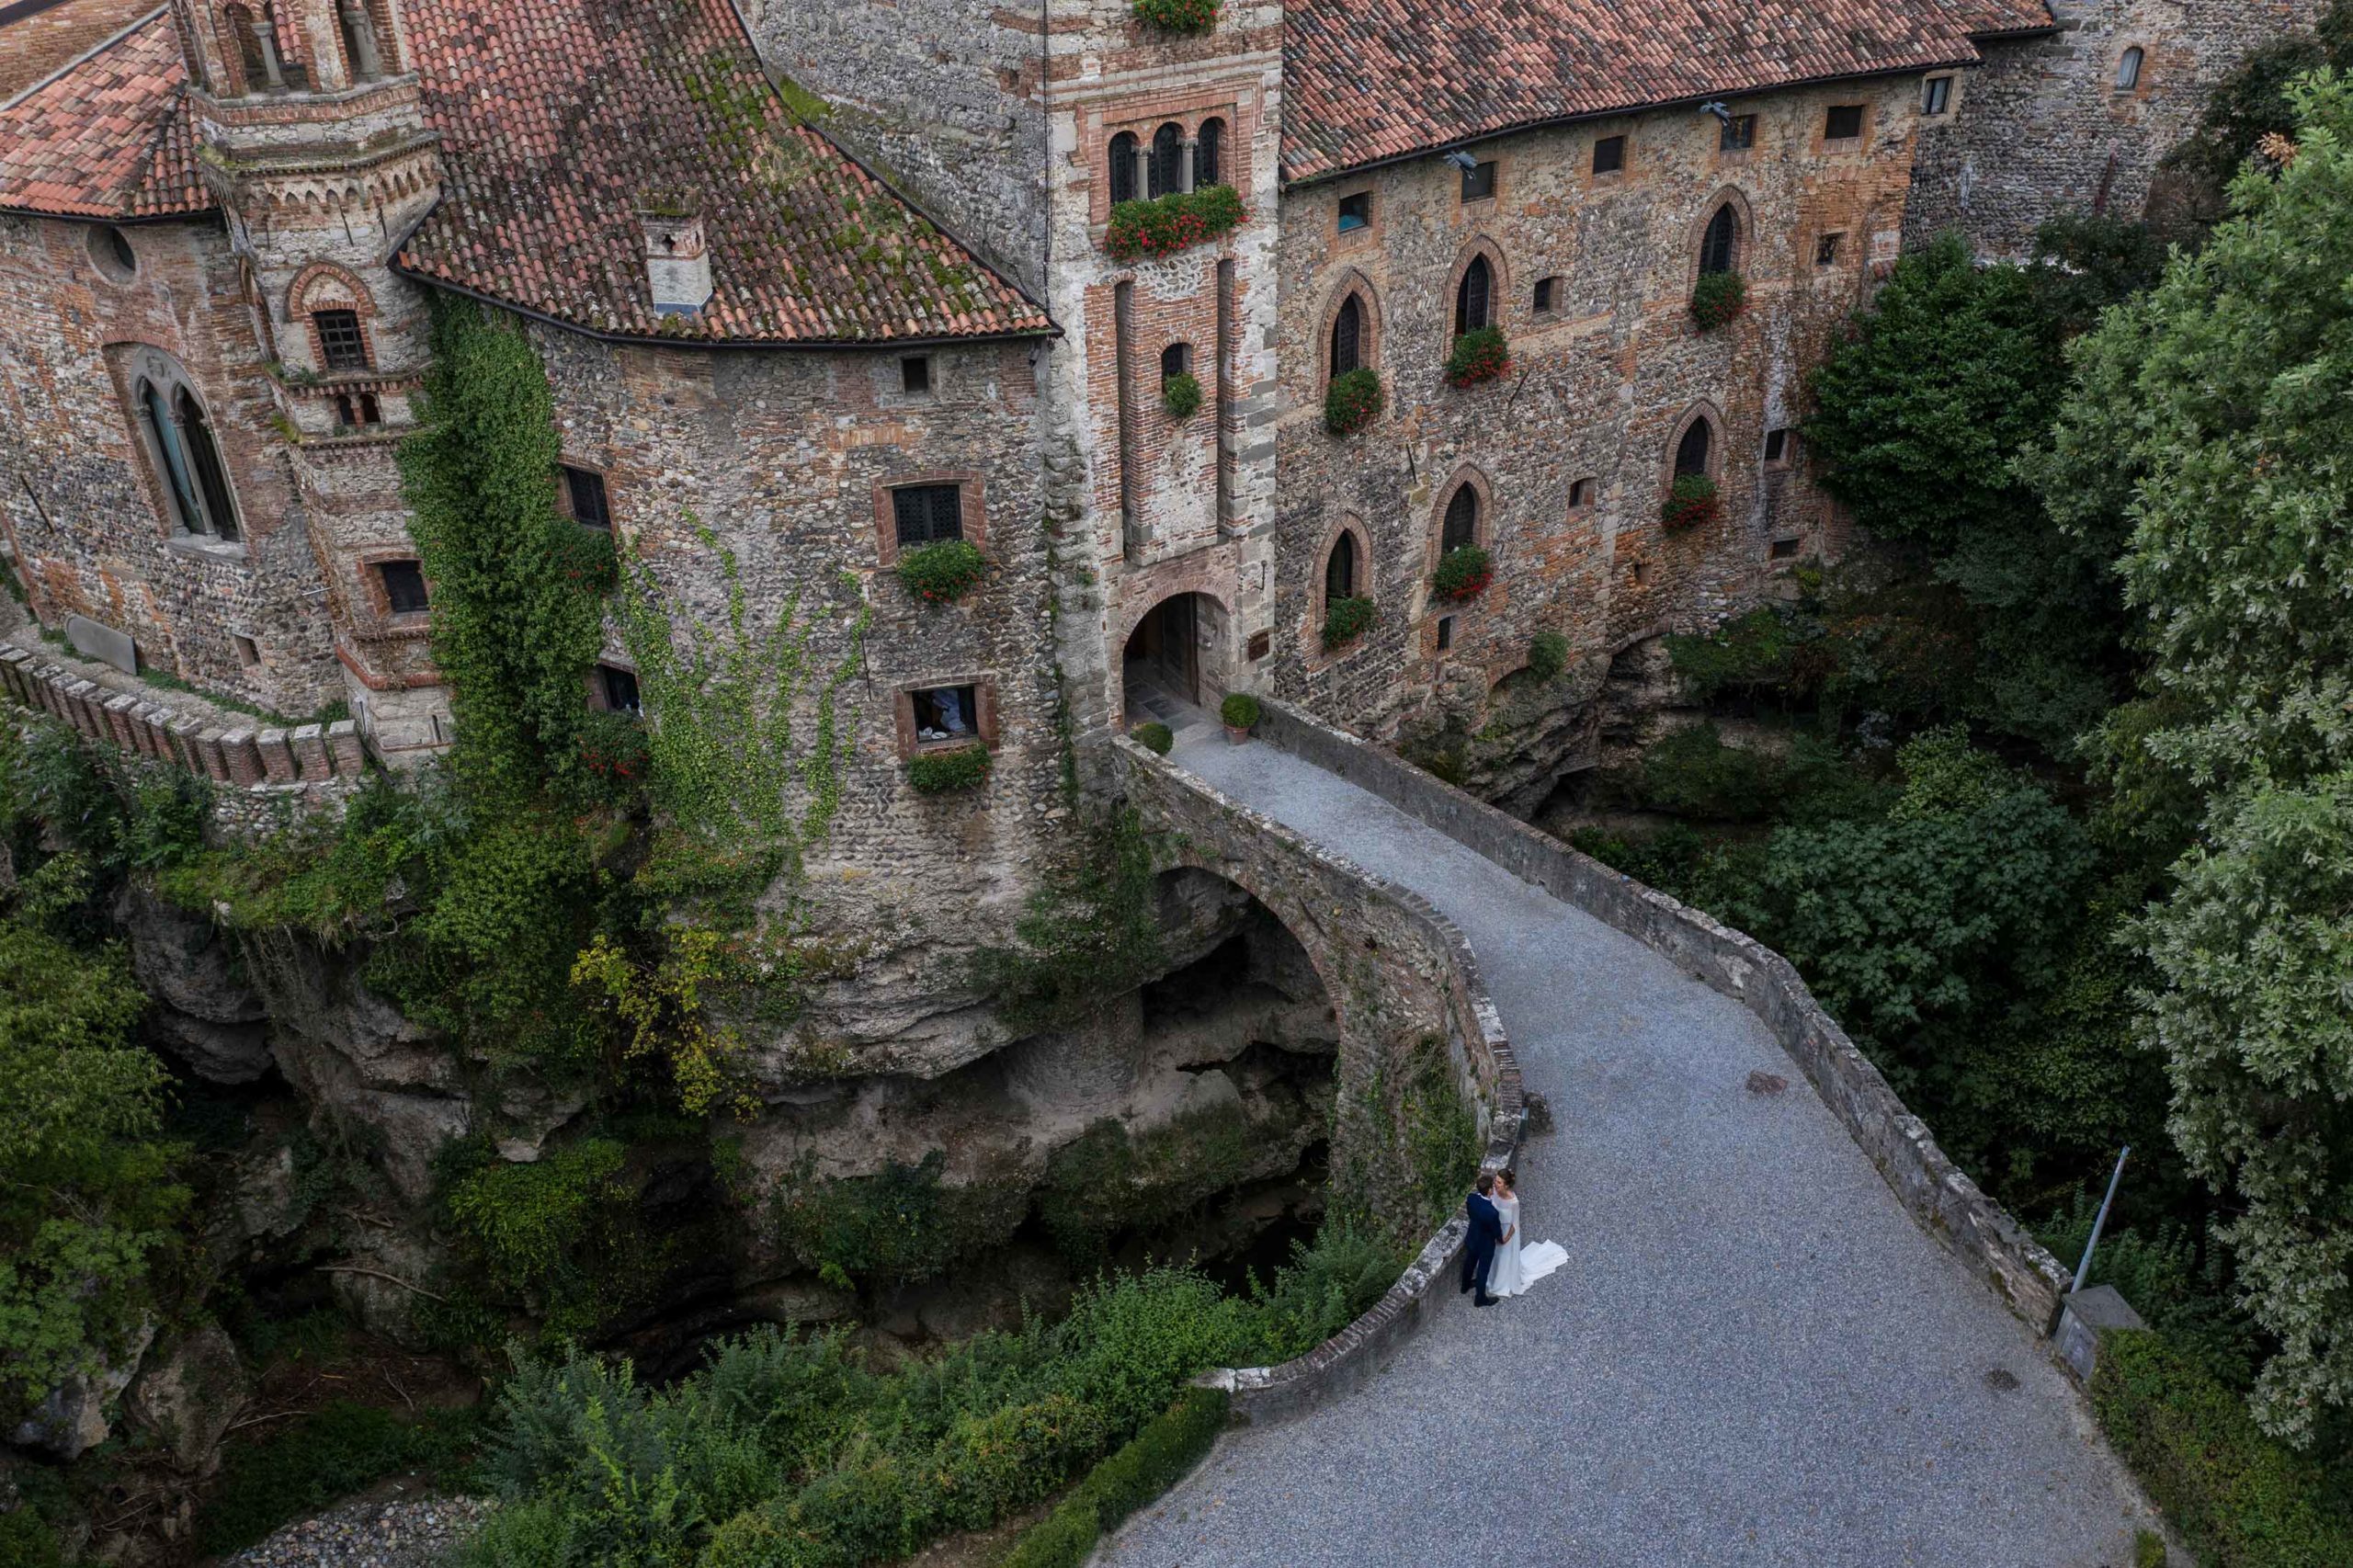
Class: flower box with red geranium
1322,596,1377,650
1133,0,1218,31
896,539,986,604
578,710,648,790
1431,544,1493,601
1443,326,1511,389
1105,186,1245,262
1324,369,1382,436
552,523,619,592
1661,473,1722,528
1689,271,1747,331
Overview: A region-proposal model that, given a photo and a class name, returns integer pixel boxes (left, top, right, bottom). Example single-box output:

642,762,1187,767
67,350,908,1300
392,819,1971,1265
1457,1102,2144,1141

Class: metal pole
2072,1145,2131,1294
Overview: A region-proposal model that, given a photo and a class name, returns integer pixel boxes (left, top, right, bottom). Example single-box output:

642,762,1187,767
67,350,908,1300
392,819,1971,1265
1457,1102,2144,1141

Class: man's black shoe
1474,1293,1496,1308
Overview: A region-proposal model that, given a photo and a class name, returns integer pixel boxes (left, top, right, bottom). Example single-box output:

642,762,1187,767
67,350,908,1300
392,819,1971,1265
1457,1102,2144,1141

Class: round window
88,224,138,283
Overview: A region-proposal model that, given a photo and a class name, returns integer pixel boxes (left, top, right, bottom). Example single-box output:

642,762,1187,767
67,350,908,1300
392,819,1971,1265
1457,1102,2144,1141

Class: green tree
2054,72,2353,1441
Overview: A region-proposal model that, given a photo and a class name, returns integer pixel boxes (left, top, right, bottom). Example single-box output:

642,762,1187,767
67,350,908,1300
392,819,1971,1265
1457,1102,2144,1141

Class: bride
1486,1169,1568,1299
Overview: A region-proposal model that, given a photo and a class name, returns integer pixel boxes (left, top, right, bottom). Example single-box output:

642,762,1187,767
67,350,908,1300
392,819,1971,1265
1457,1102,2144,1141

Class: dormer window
313,308,369,370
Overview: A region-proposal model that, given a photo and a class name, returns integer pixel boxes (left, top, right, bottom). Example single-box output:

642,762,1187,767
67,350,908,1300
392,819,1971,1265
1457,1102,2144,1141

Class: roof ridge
0,1,165,113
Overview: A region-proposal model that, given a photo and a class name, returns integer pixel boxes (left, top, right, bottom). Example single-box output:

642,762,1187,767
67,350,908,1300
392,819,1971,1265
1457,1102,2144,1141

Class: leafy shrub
1131,721,1174,756
1443,325,1511,388
2090,1330,2353,1568
1322,596,1376,650
1661,472,1721,528
1219,692,1260,729
1161,370,1202,420
1238,1226,1402,1365
442,1139,642,1333
1431,544,1493,601
895,538,986,604
772,1150,1028,1289
1104,185,1245,262
996,1389,1229,1568
1689,270,1747,330
1527,630,1568,682
1131,0,1217,32
199,1402,483,1554
576,710,648,789
905,743,992,794
550,523,618,593
1324,368,1382,435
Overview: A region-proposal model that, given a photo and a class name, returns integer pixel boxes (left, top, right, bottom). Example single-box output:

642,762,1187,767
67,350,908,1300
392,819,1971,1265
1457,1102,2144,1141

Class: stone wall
1268,76,1911,759
1248,697,2075,1335
1906,0,2326,257
1114,735,1523,1423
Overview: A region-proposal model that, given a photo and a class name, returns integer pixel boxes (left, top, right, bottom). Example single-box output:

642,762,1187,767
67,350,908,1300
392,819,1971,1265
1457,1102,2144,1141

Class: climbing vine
397,296,607,794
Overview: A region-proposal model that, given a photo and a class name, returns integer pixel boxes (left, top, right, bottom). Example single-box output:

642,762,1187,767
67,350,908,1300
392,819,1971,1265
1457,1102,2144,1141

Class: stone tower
175,0,453,759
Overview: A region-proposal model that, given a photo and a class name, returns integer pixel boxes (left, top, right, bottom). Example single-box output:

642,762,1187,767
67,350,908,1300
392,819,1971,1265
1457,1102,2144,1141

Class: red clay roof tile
0,8,208,219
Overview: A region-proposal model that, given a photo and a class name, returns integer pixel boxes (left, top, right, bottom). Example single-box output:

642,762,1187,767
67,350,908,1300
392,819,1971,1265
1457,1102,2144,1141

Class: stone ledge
1114,734,1524,1425
1249,697,2074,1336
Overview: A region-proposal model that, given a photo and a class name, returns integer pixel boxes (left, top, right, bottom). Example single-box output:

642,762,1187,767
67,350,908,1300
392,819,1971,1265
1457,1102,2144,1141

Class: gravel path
221,1497,489,1568
1106,735,2158,1568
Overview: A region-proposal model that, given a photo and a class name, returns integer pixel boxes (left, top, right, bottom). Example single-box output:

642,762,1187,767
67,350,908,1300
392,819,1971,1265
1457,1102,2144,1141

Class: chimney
639,198,712,317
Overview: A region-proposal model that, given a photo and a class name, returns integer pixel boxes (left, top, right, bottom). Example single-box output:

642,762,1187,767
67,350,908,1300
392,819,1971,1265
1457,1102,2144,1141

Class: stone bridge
1111,702,2159,1568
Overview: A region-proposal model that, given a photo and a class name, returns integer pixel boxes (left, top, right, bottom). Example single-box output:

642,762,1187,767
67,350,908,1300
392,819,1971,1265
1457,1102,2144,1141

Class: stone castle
0,0,2318,1060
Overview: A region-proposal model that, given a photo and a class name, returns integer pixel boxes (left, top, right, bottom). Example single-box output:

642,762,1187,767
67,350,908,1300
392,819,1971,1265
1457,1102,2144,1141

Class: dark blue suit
1461,1191,1503,1301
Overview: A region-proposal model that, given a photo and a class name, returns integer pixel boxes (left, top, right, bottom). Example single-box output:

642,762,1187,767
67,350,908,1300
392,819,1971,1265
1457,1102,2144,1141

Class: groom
1461,1172,1504,1308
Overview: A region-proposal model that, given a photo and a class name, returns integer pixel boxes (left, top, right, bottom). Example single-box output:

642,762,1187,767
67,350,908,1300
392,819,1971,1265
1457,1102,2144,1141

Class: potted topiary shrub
1322,595,1376,650
1162,370,1203,421
1131,720,1174,756
1443,326,1511,388
1661,473,1722,528
1324,368,1382,436
896,538,987,604
1689,272,1747,331
1431,544,1493,602
906,743,991,794
1132,0,1217,32
1219,691,1261,744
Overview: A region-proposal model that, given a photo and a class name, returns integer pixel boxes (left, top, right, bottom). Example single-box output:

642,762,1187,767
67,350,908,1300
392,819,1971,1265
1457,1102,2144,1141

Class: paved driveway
1102,735,2156,1568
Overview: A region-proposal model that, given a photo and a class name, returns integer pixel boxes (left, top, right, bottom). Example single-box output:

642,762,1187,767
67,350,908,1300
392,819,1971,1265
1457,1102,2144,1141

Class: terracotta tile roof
0,7,210,219
1280,0,2056,184
395,0,1051,344
0,0,165,102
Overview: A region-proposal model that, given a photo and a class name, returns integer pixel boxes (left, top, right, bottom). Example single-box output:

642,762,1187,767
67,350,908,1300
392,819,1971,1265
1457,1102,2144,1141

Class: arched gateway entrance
1120,590,1230,727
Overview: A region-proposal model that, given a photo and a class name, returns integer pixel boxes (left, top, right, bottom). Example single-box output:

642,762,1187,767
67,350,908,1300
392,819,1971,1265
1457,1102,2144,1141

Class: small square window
900,356,932,395
313,309,369,371
562,464,611,529
1764,427,1792,464
1460,160,1496,201
1825,104,1865,141
1922,75,1952,116
233,634,261,668
1769,538,1801,560
1533,277,1556,313
1569,477,1597,509
1336,191,1372,233
1592,136,1624,175
892,483,964,547
1631,561,1651,586
377,559,429,615
1246,630,1271,661
598,664,641,713
1435,615,1454,653
910,682,979,746
1815,233,1844,267
1721,114,1756,152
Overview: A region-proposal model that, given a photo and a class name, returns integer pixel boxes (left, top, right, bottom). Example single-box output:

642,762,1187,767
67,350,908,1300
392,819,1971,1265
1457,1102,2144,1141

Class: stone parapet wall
0,642,365,820
1249,698,2075,1335
1114,734,1522,1423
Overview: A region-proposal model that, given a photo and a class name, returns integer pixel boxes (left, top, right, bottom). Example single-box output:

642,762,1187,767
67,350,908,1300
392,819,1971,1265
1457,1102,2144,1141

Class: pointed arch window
1331,293,1363,377
1455,255,1493,335
1674,417,1713,479
1324,530,1358,603
1441,484,1479,553
1197,117,1226,187
1149,122,1184,198
1108,131,1139,205
1699,204,1740,276
138,378,240,540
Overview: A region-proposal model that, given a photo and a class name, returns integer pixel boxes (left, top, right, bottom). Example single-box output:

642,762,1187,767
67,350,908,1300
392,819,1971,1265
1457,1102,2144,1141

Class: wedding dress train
1486,1192,1568,1298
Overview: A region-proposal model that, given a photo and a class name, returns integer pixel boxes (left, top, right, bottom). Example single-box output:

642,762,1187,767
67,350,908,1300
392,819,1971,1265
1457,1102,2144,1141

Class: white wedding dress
1486,1192,1569,1298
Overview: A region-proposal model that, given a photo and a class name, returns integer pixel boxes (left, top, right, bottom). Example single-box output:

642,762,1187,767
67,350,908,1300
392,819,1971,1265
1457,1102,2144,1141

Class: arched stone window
1160,342,1191,387
1441,483,1479,553
135,372,241,541
1149,122,1184,198
2115,47,2143,90
1331,293,1364,377
337,0,383,79
1324,529,1358,602
224,2,284,93
1674,416,1713,479
1197,117,1226,187
1699,203,1740,276
1108,131,1139,205
1455,254,1493,335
